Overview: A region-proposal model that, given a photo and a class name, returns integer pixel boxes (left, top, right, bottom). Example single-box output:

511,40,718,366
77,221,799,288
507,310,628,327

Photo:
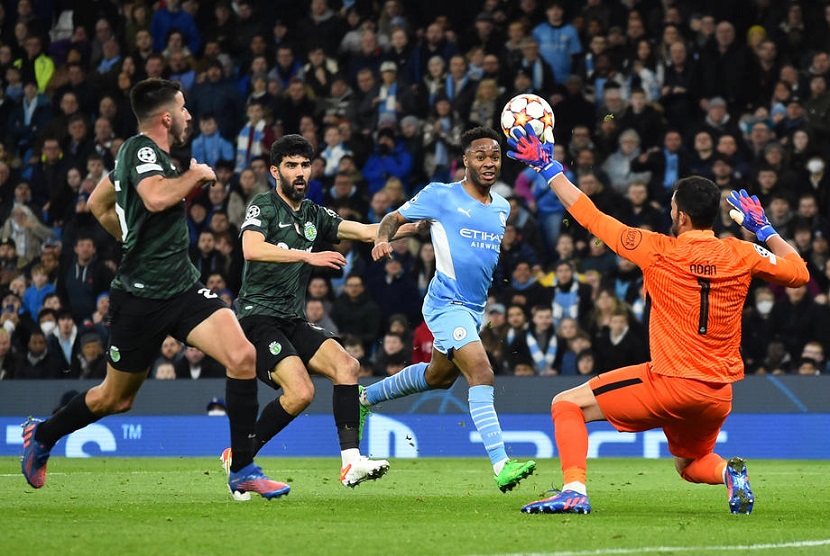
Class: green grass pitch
3,457,830,555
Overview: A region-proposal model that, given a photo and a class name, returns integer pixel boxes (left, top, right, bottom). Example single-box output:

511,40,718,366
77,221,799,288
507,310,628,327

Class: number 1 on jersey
697,278,710,334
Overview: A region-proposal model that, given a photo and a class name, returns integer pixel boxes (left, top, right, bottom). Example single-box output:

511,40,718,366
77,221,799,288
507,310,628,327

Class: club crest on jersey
109,346,121,362
452,327,467,341
303,222,317,241
137,146,157,164
269,341,282,355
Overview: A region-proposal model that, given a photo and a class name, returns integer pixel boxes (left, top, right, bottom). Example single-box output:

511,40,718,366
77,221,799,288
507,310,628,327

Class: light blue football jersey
399,181,509,313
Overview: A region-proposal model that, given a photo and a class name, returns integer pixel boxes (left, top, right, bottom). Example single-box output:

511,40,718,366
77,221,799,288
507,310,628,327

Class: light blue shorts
423,299,483,354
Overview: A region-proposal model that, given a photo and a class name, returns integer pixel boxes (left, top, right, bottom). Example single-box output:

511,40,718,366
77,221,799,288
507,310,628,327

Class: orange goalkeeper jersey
569,194,810,383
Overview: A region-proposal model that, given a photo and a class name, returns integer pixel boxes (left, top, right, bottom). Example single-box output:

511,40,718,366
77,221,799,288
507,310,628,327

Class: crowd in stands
1,0,829,381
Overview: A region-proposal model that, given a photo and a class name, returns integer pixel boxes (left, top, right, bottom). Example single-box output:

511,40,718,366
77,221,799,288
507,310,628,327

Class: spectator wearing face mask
741,287,776,372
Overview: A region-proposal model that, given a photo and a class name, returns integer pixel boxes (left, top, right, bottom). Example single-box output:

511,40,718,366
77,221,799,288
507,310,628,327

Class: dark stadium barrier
1,377,828,459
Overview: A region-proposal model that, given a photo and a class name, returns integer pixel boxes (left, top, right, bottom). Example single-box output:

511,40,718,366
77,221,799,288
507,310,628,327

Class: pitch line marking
479,538,830,556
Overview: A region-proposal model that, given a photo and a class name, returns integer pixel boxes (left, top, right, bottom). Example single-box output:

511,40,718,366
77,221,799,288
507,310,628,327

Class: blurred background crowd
0,0,828,382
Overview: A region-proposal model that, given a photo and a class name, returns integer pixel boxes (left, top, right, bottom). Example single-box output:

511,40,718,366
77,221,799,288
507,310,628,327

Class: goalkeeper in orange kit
507,123,809,515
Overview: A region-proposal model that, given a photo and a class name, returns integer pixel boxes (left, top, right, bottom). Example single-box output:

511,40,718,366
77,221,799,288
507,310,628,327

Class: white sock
341,448,360,467
562,481,587,495
493,457,509,476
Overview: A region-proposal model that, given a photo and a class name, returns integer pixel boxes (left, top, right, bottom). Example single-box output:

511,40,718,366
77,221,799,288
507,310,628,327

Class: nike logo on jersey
457,207,472,218
278,222,292,228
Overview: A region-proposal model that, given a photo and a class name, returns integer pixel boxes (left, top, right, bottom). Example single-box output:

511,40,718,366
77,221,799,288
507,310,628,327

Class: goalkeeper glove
506,123,564,182
726,188,778,242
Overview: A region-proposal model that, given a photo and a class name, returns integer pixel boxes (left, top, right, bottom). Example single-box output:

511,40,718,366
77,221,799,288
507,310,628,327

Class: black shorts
239,314,338,389
107,283,227,372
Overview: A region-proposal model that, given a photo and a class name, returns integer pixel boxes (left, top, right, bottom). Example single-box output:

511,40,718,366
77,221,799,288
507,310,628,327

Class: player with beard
22,79,290,501
223,134,422,489
507,122,808,515
360,127,537,493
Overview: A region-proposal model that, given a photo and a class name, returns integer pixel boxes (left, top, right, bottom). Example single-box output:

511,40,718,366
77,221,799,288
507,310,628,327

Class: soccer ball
500,93,555,143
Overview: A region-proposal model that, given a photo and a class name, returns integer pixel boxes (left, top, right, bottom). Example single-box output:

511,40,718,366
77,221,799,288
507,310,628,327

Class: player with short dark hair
22,78,289,501
362,126,537,492
508,123,809,515
223,134,421,489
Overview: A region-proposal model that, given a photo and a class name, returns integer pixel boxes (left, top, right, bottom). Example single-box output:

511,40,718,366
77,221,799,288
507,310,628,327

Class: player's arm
506,123,657,267
136,158,215,212
371,210,411,261
337,219,425,243
242,230,346,269
87,174,122,241
761,237,810,286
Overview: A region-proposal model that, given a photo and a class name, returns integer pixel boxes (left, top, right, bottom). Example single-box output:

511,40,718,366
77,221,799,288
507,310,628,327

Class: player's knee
424,363,456,389
552,388,578,405
294,384,316,410
100,393,135,414
113,397,135,414
226,343,257,378
88,386,135,415
430,376,455,389
675,457,693,479
282,380,315,413
466,366,495,387
332,354,359,384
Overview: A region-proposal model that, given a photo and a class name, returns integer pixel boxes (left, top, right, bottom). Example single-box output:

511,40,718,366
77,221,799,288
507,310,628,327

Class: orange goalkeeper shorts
588,363,733,460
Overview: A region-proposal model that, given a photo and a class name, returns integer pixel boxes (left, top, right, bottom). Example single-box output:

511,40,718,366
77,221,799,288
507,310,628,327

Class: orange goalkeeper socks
552,401,588,485
680,453,727,485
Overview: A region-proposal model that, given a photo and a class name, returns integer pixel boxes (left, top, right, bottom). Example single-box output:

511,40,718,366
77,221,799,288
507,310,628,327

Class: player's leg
183,293,288,500
186,307,259,469
218,318,309,497
449,339,536,490
307,336,389,487
361,354,455,406
235,317,312,456
674,454,725,484
662,380,751,513
22,365,147,488
362,304,467,406
550,381,606,492
663,378,731,485
675,453,753,514
523,364,650,513
674,449,753,515
259,356,315,449
23,289,160,489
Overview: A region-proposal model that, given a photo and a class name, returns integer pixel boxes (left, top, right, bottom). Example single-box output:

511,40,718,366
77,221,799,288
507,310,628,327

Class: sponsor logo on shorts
110,346,121,362
269,341,282,355
452,327,467,341
303,222,317,241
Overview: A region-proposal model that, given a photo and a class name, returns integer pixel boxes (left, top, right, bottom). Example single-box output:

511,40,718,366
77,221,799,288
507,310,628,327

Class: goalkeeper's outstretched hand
506,122,563,182
726,189,778,242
